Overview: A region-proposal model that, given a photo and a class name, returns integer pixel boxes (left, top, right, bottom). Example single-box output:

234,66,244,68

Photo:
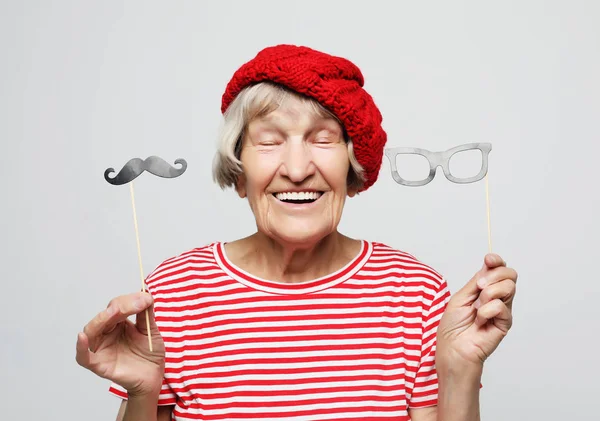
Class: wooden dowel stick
485,173,492,253
129,182,153,352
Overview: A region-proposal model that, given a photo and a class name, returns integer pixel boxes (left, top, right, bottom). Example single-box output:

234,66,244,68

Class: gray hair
212,82,365,192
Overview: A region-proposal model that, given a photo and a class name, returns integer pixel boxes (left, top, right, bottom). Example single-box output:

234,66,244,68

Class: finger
451,256,513,305
482,253,506,270
475,298,513,332
83,292,153,350
75,331,93,369
474,279,516,310
477,266,518,290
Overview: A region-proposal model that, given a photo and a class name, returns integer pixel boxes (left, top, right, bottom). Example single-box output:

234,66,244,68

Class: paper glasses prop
384,143,493,252
104,156,188,351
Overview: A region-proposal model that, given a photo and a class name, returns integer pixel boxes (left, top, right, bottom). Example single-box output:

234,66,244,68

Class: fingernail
474,299,481,309
106,305,116,316
477,277,487,288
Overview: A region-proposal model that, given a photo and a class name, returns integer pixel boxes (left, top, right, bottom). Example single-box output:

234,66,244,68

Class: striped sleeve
407,278,451,408
108,378,176,406
107,260,178,406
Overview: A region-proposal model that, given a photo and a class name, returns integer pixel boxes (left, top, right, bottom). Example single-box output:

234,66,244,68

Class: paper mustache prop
384,143,493,252
104,156,187,185
104,156,188,351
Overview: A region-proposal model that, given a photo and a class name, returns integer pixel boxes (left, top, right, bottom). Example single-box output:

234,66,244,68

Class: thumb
451,271,482,305
135,292,158,335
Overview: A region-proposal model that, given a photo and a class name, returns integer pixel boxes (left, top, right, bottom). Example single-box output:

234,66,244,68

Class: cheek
245,173,267,196
315,149,351,189
243,156,278,196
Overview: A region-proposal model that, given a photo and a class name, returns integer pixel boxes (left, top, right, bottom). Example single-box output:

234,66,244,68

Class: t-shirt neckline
212,240,372,295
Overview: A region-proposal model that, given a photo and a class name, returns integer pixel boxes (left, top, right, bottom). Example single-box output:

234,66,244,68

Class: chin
267,224,334,248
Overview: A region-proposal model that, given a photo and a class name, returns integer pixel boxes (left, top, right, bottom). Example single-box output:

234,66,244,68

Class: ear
346,177,359,198
235,173,247,198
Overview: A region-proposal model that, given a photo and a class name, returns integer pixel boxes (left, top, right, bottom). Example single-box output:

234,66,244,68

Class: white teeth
275,192,322,201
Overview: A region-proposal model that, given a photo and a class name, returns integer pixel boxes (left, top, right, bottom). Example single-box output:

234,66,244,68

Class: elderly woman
76,45,517,421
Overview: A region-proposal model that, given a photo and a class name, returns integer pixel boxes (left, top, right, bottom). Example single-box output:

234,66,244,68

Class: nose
279,138,316,183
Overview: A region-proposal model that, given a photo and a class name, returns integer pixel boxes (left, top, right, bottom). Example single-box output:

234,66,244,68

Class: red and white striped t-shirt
109,240,451,420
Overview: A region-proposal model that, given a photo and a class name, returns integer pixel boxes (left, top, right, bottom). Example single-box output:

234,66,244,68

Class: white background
1,1,598,419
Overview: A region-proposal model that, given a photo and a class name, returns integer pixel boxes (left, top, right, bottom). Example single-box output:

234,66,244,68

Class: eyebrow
255,115,341,134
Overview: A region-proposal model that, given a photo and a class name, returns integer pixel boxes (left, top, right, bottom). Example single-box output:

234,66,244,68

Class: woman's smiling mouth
273,191,324,204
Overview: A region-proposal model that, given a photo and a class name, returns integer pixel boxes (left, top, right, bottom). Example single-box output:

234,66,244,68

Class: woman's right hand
76,291,166,398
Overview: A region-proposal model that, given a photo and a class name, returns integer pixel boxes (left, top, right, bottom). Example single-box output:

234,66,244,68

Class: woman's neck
224,231,361,284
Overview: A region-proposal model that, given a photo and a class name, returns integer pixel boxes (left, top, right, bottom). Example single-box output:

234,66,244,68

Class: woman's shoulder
162,241,219,263
365,240,446,288
144,241,223,288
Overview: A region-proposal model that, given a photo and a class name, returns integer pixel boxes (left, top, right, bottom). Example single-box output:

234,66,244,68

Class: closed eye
258,138,283,146
312,128,342,144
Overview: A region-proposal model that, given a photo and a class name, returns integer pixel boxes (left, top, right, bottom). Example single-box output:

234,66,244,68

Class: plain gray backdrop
1,1,598,419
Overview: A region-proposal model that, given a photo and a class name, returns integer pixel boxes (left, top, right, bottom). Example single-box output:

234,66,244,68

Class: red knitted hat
221,44,387,191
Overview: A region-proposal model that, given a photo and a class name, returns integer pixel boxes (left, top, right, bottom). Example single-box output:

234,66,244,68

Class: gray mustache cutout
104,156,188,185
384,143,492,186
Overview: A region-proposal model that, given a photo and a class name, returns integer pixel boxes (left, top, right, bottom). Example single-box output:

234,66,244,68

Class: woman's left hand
436,253,518,370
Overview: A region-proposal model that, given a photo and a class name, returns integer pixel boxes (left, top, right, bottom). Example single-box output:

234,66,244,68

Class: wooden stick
485,173,492,253
129,182,153,352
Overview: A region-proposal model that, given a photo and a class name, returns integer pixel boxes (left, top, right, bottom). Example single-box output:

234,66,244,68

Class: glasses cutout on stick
384,143,492,186
384,142,494,253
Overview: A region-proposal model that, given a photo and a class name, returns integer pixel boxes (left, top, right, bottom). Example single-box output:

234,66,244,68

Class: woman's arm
407,363,482,421
115,399,174,421
436,363,482,421
409,253,517,421
407,406,437,421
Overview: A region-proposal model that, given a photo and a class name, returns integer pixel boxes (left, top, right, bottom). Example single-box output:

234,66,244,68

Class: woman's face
236,97,355,247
